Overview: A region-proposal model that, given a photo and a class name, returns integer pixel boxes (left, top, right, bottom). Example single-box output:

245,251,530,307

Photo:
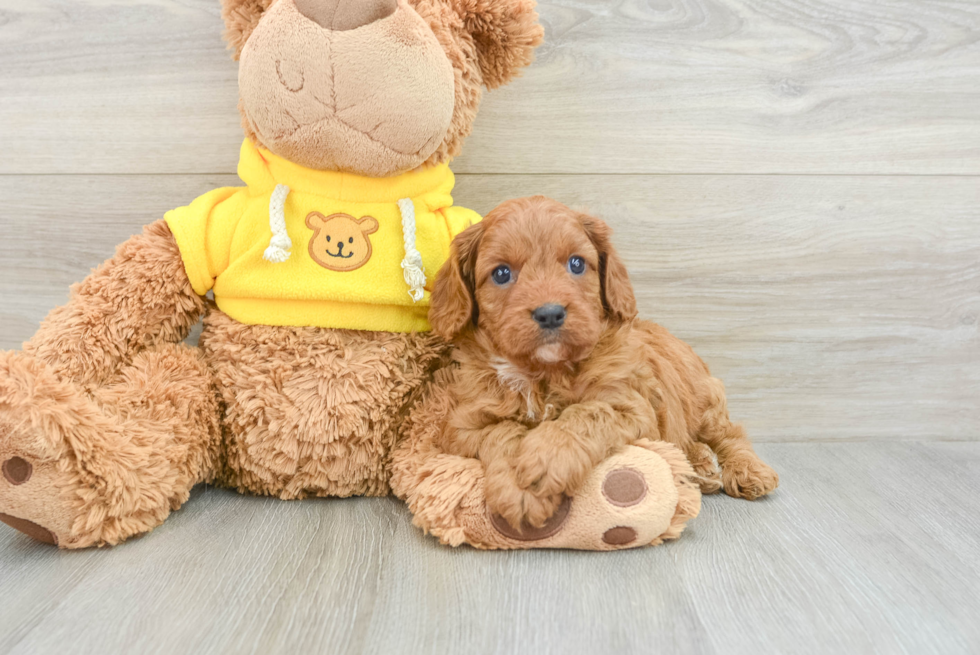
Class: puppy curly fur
429,196,778,529
390,365,703,549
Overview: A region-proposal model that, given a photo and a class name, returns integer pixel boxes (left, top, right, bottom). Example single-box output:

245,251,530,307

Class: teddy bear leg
392,393,702,550
0,344,221,548
201,310,447,499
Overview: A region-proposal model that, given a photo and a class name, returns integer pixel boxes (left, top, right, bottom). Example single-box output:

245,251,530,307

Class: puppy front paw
518,487,565,529
722,453,779,500
484,460,527,530
485,459,566,531
513,429,591,501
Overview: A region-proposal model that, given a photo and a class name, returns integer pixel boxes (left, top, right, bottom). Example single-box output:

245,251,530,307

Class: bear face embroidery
305,212,379,272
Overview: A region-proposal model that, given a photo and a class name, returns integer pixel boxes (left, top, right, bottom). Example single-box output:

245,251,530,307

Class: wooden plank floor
0,443,977,655
1,1,978,653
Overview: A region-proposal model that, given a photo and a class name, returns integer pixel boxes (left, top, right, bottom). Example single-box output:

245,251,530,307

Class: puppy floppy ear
430,222,485,340
221,0,275,60
455,0,545,90
579,213,638,323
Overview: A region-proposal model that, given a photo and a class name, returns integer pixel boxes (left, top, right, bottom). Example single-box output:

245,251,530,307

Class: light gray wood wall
0,0,977,441
2,0,979,175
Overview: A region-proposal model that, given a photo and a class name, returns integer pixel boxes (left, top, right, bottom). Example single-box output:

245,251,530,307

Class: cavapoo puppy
429,196,778,529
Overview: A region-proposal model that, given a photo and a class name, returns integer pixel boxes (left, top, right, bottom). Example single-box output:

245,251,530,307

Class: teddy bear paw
0,454,60,545
0,352,82,548
483,443,699,550
0,444,72,549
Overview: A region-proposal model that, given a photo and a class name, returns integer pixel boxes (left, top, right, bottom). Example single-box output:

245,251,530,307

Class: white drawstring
263,184,292,263
398,198,426,302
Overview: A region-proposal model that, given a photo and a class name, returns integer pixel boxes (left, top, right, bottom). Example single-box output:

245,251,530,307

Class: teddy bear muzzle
294,0,397,31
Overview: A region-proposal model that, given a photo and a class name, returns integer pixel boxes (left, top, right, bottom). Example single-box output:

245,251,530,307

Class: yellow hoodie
165,140,481,332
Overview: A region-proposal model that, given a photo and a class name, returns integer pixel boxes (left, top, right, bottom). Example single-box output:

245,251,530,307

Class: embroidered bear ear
221,0,276,60
454,0,545,90
306,211,327,230
358,216,380,235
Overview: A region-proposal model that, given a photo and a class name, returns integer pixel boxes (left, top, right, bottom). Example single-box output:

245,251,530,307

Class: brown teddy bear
0,0,544,548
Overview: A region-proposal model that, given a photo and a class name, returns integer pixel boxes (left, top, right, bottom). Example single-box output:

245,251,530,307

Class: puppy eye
567,256,586,276
491,265,513,286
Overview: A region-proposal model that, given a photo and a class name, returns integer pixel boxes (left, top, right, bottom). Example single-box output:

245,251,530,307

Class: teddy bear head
221,0,544,177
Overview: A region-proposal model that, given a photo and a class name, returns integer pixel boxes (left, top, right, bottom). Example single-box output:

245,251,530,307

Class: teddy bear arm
24,219,205,388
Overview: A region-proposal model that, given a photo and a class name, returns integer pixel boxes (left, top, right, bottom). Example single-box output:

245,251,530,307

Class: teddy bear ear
455,0,545,90
221,0,276,60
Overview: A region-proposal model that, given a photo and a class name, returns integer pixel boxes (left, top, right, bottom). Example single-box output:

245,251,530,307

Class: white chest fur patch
535,344,563,364
490,357,537,421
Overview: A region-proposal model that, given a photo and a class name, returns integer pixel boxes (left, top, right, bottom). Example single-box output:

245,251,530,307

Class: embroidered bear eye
567,256,586,275
326,235,331,242
349,237,354,244
492,266,512,285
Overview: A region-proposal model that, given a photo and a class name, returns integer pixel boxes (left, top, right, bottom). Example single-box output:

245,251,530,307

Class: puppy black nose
532,304,566,329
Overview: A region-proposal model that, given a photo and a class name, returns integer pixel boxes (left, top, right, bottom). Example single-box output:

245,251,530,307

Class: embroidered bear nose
294,0,397,31
532,304,566,330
